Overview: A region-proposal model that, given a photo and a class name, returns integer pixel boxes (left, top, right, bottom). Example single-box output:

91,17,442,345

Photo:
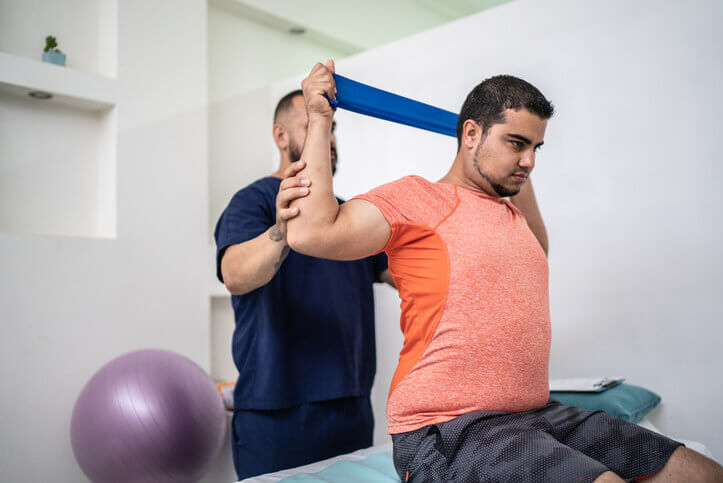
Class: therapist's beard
289,140,303,165
289,141,337,176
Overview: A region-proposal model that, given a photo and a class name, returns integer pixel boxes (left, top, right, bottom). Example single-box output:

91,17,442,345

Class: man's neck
437,154,499,197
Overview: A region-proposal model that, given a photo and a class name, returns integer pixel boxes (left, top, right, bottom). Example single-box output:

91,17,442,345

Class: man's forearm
287,117,339,247
221,225,290,295
509,179,549,255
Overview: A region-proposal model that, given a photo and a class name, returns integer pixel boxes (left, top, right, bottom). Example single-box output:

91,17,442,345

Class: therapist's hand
272,160,311,244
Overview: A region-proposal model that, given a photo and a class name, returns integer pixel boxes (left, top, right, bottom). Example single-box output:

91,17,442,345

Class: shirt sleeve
353,176,448,252
353,179,413,227
213,182,275,283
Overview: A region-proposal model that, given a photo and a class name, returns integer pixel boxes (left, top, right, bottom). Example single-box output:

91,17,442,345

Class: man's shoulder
362,175,424,196
353,175,455,227
366,175,449,202
384,174,431,188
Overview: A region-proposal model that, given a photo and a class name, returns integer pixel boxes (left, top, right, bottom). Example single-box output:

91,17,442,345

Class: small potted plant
42,35,66,66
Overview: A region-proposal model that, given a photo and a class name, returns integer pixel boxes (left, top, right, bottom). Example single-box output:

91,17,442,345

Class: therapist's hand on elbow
273,161,311,244
301,60,337,121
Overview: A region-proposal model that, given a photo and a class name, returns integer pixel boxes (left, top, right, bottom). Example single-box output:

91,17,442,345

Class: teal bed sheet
280,452,400,482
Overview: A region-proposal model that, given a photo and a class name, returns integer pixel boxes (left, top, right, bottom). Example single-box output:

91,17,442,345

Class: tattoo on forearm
273,246,290,272
269,223,283,242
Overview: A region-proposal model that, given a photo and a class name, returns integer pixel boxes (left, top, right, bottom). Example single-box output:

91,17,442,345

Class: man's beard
289,140,303,164
290,140,337,176
330,146,337,175
473,145,520,198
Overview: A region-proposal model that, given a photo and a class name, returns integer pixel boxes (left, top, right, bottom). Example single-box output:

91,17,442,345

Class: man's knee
649,446,723,482
593,470,625,482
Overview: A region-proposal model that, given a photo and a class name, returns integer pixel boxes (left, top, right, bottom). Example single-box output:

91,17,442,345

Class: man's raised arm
286,60,390,261
509,178,549,255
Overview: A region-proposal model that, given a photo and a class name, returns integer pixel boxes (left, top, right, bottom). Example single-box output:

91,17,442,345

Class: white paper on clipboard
549,377,625,392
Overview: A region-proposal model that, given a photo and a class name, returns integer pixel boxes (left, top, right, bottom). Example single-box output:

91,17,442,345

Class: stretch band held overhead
327,74,459,138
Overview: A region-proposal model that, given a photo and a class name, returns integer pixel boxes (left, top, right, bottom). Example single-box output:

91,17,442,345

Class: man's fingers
302,60,337,117
280,176,310,191
308,61,336,95
308,80,334,97
312,60,334,75
283,160,305,178
277,186,310,207
277,206,300,221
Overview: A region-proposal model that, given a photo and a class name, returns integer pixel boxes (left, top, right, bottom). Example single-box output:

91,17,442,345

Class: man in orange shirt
285,60,723,482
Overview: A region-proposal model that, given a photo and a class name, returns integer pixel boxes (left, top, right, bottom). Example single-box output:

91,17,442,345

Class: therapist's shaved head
274,89,303,124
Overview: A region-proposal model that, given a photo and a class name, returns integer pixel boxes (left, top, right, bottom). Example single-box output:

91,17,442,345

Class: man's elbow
286,228,318,257
221,265,259,296
223,274,249,296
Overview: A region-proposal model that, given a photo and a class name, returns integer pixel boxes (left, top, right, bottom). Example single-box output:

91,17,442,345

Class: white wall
0,1,210,481
0,95,106,237
272,0,723,458
0,0,117,76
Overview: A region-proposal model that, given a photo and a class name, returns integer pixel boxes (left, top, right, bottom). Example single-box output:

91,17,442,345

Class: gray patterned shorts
392,399,682,482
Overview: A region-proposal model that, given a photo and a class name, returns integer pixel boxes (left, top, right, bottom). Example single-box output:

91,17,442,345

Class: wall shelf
0,52,116,111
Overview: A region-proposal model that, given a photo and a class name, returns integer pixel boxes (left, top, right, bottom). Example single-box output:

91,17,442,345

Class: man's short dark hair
456,75,554,150
274,89,303,123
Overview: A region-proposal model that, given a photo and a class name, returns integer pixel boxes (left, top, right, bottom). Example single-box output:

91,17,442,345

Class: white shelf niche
0,52,117,239
0,52,116,111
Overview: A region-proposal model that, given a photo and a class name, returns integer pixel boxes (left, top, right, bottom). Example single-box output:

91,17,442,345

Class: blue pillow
550,383,661,423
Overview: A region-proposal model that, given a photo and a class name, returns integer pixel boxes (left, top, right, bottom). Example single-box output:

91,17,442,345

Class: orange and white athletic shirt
354,175,551,434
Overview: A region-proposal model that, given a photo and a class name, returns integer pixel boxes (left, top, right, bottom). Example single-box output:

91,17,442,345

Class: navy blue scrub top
215,177,388,410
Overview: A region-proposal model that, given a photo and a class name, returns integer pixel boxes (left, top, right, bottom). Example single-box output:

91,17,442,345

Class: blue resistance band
327,74,459,138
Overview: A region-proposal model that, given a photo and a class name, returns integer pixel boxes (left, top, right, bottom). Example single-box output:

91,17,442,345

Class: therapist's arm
287,60,391,260
380,269,396,288
221,162,311,295
509,178,549,256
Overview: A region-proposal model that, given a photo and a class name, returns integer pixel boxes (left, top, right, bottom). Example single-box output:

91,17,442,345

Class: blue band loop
328,74,459,138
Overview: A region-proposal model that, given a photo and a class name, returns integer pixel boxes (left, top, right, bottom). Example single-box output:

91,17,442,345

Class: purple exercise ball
70,349,227,483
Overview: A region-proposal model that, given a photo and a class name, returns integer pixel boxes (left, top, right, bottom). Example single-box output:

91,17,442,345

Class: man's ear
462,119,482,151
272,124,288,150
